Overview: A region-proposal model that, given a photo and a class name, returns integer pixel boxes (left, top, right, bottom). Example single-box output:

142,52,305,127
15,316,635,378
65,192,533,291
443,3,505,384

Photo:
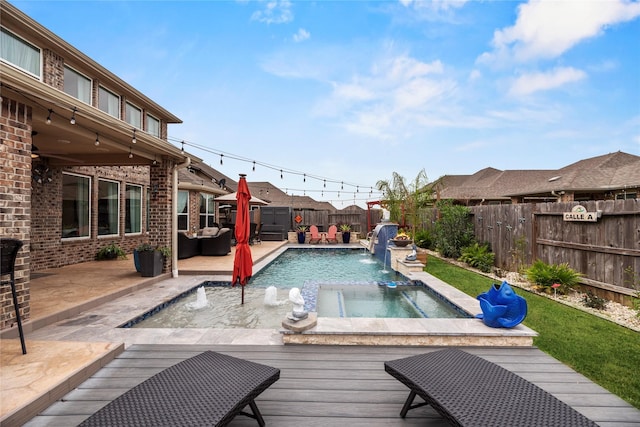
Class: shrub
525,260,582,295
414,229,435,250
458,242,495,273
96,243,126,260
582,291,608,310
434,200,474,259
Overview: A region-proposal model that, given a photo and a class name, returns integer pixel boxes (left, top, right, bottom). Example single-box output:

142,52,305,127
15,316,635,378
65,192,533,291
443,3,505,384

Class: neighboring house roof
432,151,640,201
246,181,336,210
178,158,236,195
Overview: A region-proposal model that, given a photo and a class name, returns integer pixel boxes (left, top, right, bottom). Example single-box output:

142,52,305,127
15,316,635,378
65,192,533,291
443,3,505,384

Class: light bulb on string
280,170,283,179
94,133,100,146
46,109,53,125
128,148,133,159
341,181,344,190
323,179,326,188
252,161,256,172
70,107,77,125
220,154,223,165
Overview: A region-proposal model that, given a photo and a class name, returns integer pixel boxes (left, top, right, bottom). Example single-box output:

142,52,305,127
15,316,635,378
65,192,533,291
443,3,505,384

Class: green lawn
425,256,640,409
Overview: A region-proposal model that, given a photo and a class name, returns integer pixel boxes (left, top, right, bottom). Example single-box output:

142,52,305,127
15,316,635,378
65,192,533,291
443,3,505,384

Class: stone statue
405,244,418,261
287,287,308,321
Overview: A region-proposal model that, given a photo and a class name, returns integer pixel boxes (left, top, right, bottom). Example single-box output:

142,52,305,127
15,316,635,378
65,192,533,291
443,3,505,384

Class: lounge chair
326,225,338,244
200,228,232,256
79,351,280,427
309,225,322,244
385,348,598,427
177,232,200,259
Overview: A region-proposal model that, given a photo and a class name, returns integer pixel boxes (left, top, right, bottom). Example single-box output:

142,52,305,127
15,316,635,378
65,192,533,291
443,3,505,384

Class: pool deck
0,241,539,425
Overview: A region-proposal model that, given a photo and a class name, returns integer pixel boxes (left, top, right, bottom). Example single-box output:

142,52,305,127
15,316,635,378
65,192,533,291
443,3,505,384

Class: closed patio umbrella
232,174,253,304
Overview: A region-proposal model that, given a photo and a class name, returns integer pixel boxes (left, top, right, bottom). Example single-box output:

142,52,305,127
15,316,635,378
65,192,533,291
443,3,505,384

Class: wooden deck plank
24,345,640,427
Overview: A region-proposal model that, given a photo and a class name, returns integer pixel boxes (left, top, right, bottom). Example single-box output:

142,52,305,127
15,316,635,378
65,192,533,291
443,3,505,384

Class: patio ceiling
2,66,188,167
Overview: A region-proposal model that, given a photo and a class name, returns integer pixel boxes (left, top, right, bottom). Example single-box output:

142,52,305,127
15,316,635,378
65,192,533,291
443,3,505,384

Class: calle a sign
563,205,599,222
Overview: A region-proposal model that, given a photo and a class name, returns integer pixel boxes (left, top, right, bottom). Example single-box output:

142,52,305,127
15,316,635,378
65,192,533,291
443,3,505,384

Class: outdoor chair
308,225,322,244
200,228,232,256
326,225,338,244
177,232,200,259
0,238,27,354
384,348,598,427
79,351,280,427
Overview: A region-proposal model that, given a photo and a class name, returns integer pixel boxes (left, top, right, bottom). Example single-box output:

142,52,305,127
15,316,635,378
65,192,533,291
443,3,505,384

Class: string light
303,173,306,183
252,161,256,172
94,133,100,146
128,147,133,159
132,129,137,144
46,109,52,125
341,181,344,190
220,154,223,165
280,169,283,179
70,107,76,125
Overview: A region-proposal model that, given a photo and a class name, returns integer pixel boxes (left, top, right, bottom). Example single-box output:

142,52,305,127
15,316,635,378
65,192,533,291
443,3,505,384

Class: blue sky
12,0,640,207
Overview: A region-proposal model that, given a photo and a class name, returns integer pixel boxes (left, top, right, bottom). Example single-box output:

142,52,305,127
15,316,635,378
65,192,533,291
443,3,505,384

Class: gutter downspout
172,156,191,277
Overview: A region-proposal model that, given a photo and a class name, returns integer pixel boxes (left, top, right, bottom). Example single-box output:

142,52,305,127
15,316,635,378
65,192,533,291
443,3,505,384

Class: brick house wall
0,97,32,329
30,164,152,270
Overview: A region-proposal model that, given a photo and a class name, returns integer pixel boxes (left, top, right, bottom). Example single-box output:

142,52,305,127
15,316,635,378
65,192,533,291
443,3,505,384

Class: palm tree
376,169,432,239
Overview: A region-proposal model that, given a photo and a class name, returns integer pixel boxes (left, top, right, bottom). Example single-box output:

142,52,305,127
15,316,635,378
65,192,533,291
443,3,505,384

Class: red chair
309,225,322,244
326,225,338,244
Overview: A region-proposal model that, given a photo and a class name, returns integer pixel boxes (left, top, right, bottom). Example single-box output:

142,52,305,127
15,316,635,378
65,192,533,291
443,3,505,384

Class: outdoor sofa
384,348,598,427
79,351,280,427
177,227,232,258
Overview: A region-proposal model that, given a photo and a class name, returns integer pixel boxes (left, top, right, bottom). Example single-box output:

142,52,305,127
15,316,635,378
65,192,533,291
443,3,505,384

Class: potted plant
96,242,126,260
339,224,351,243
135,243,170,277
296,226,308,244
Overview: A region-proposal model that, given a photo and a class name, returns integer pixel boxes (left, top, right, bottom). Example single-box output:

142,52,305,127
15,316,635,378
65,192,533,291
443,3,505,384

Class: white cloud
479,0,640,64
251,0,293,24
400,0,468,12
293,28,310,42
508,67,587,96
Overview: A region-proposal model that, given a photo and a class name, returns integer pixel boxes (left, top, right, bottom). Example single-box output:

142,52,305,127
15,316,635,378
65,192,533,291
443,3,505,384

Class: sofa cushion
202,227,219,237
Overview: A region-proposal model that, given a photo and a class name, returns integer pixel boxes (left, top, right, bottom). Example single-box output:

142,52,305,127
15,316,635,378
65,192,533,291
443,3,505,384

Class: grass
425,256,640,409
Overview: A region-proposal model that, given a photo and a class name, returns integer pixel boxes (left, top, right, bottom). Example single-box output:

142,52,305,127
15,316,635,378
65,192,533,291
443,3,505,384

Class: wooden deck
25,345,640,427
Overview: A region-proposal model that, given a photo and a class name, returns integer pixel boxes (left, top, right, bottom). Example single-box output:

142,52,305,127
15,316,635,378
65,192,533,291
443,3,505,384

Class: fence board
468,200,640,293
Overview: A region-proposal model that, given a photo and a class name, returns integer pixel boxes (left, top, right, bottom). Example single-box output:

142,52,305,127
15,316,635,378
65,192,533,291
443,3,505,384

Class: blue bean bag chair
476,281,527,328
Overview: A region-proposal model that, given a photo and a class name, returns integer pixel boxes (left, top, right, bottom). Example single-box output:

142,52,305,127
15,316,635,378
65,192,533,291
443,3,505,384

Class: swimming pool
124,248,470,329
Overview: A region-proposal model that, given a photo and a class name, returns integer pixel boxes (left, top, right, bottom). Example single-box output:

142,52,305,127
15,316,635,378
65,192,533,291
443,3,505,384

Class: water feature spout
186,286,209,309
264,286,280,306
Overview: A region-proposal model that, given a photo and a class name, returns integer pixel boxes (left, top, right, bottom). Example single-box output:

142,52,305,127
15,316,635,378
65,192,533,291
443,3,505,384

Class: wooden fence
468,200,640,297
289,208,381,234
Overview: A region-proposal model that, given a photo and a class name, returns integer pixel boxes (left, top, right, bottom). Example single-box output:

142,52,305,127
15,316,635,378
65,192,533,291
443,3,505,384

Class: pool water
317,284,467,319
125,248,468,329
248,248,402,287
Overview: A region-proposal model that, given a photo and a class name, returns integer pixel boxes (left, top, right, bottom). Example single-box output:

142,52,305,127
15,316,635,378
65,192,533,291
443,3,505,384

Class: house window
63,65,92,105
99,86,120,118
125,184,142,234
125,102,142,128
146,114,160,137
199,193,216,228
177,190,189,231
0,27,41,77
98,179,120,236
616,192,637,200
62,173,90,239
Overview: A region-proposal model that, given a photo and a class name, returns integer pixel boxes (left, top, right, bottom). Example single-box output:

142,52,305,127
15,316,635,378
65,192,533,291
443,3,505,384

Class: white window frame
177,190,189,232
125,184,143,235
97,178,120,237
199,192,216,228
63,65,92,105
61,172,91,240
98,85,120,118
146,113,160,138
0,26,41,78
125,101,142,129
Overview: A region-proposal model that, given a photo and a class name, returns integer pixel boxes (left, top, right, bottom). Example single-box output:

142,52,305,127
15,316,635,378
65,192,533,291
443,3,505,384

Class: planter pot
297,232,306,244
342,231,351,243
133,249,141,272
138,250,164,277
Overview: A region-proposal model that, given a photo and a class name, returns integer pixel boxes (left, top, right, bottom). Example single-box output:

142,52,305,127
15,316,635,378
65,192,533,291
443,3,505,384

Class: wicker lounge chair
384,348,598,427
79,351,280,427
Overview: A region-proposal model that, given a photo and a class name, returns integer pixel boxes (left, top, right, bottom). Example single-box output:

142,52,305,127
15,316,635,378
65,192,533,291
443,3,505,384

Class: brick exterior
149,161,174,272
0,97,32,329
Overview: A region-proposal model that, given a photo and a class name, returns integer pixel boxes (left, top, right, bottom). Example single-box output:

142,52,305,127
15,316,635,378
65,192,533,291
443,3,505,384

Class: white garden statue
287,287,308,321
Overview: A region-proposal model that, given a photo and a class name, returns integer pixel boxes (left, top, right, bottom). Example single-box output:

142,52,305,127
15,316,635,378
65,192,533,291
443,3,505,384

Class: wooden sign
563,205,599,222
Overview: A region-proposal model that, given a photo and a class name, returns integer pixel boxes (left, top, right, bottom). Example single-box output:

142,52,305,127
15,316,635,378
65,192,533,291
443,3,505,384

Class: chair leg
239,400,266,426
9,273,27,354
